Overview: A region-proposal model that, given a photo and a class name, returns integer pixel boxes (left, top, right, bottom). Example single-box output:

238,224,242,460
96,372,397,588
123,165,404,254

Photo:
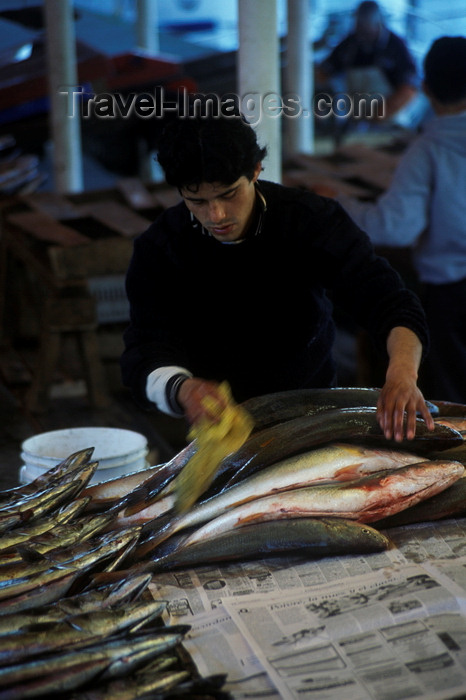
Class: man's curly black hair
156,114,268,190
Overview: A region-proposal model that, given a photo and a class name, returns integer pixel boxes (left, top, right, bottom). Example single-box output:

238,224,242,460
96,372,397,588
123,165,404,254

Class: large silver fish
143,517,391,571
216,407,463,493
136,442,424,550
376,476,466,528
124,406,459,518
241,387,440,432
82,465,165,512
174,460,464,548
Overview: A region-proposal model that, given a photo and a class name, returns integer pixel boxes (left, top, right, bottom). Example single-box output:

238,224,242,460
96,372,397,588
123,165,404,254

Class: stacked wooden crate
0,179,180,411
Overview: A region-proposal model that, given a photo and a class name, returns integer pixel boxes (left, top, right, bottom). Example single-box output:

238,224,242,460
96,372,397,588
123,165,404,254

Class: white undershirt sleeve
145,366,193,417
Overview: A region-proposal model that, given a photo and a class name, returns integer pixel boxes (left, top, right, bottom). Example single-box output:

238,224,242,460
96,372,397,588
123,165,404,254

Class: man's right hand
177,377,230,425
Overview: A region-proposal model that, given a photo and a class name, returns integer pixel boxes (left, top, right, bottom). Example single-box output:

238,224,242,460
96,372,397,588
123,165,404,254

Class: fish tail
122,476,176,517
89,562,154,586
61,447,95,470
126,512,180,559
107,573,152,603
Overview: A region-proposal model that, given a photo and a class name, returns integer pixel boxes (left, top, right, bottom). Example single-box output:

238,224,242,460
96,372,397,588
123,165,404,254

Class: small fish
0,528,142,600
82,465,165,511
98,639,181,681
0,631,182,689
129,653,178,676
0,480,84,535
0,574,152,636
172,460,464,548
0,511,115,564
0,448,94,507
0,571,79,616
52,496,92,523
149,672,229,699
144,517,390,571
0,600,168,666
0,525,136,578
0,658,111,700
67,670,190,700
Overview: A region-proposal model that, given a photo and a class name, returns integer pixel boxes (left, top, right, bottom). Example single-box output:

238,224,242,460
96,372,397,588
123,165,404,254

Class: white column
238,0,282,183
284,0,314,156
136,0,159,55
44,0,83,193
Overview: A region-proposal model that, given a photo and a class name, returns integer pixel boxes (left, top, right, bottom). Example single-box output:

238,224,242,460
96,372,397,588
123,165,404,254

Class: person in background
330,36,466,403
120,113,434,441
316,0,423,130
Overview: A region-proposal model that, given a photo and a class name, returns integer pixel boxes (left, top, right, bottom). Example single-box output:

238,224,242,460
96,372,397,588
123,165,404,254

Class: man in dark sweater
121,114,434,441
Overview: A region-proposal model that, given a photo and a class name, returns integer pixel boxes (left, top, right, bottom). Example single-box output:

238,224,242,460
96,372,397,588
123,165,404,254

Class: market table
148,516,466,700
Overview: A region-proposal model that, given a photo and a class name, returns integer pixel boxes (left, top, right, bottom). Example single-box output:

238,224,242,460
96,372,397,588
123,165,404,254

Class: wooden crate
0,179,180,410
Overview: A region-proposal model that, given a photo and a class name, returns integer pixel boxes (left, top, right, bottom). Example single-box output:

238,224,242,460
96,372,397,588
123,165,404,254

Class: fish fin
130,531,179,561
334,463,365,481
68,446,95,465
103,533,141,572
105,572,153,604
15,545,51,563
425,400,439,416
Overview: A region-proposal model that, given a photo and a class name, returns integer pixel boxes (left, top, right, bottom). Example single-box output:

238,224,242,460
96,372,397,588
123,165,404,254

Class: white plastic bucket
19,427,149,485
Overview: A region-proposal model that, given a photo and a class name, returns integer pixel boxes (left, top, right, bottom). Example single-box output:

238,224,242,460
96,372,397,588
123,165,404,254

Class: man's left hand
377,375,435,441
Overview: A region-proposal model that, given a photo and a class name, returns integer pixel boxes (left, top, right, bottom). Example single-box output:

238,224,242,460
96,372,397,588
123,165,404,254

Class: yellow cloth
173,382,254,514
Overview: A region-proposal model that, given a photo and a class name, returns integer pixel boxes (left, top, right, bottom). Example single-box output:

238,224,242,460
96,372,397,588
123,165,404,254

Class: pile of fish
82,388,466,574
0,450,229,699
3,387,466,697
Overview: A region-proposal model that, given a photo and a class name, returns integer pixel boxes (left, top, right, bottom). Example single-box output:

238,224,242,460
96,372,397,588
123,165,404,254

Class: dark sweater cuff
166,373,191,416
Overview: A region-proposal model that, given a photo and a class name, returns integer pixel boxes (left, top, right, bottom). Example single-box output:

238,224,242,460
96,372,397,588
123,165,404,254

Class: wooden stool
25,290,111,413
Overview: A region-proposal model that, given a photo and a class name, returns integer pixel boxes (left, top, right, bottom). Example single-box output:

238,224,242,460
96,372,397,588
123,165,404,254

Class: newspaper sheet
382,519,466,565
182,610,280,698
148,518,466,699
149,547,405,623
223,564,466,700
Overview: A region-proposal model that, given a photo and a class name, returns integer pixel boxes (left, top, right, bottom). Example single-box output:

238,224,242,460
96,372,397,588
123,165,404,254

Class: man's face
180,164,261,243
355,12,381,45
